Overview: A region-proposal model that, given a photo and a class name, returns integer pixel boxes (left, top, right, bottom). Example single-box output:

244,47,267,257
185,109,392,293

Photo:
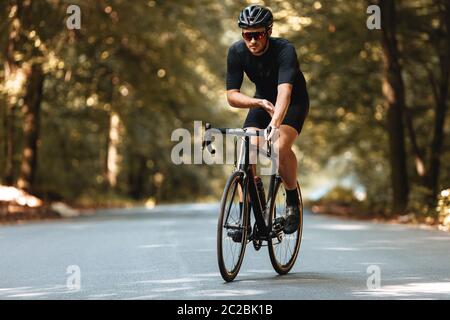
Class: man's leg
277,125,299,190
245,126,265,176
276,125,300,234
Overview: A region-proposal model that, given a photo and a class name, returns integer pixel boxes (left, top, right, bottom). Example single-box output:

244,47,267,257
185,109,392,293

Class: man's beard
254,40,269,55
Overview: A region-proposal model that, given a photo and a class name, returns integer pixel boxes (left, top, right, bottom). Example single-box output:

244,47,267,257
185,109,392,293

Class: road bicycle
203,123,303,282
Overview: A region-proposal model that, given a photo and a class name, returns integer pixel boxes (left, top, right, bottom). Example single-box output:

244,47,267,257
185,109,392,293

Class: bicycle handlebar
202,123,272,158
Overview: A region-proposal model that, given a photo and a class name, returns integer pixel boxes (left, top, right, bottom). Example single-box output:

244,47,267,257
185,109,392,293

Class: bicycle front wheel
268,181,303,275
217,171,249,282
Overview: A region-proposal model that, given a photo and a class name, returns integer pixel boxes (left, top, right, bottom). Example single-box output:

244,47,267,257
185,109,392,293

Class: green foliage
1,0,230,204
317,185,361,205
0,0,448,214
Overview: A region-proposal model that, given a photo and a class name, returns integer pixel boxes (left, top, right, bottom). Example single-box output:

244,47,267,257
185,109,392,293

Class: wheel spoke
218,174,247,281
268,181,302,274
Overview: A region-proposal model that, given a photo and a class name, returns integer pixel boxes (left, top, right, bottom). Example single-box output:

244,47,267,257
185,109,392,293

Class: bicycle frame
204,124,280,239
209,123,303,281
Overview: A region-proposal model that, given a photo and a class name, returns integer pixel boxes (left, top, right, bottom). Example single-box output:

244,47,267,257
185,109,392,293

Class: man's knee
277,125,298,157
244,127,264,164
278,143,293,160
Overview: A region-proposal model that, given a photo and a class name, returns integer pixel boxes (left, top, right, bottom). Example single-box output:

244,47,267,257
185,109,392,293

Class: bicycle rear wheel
268,180,303,275
217,171,249,282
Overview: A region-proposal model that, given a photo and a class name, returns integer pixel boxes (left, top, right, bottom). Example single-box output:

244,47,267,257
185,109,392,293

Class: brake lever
266,126,272,158
202,122,216,155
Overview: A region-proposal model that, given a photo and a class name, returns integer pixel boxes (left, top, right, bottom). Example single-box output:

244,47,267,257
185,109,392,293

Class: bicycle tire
217,171,249,282
268,180,303,275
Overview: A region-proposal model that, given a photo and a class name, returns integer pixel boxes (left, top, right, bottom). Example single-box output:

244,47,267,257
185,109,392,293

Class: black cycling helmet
238,5,273,29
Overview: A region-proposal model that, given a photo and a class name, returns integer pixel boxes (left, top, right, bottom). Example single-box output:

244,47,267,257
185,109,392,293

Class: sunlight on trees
0,0,447,219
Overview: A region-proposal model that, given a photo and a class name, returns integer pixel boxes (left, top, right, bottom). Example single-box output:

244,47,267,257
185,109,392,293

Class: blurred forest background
0,0,449,224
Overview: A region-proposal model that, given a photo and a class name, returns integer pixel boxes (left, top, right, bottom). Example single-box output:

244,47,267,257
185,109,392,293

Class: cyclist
226,5,309,234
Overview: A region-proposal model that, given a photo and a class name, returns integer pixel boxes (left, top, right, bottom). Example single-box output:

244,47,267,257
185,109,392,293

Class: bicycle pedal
227,226,251,243
273,216,285,231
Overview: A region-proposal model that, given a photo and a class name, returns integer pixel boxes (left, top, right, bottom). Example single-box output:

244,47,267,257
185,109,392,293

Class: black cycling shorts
243,103,309,134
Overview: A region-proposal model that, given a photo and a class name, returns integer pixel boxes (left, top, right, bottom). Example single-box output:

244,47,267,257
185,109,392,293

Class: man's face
242,27,271,55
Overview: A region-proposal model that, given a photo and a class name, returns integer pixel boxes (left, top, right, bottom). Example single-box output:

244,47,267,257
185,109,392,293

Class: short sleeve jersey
226,37,308,106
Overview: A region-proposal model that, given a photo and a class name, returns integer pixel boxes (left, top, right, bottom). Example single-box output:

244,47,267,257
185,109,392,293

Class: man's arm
269,43,298,128
226,45,274,114
269,83,292,128
227,89,262,109
227,89,275,115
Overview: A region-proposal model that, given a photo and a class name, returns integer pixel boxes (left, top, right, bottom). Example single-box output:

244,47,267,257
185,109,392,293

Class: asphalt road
1,203,449,300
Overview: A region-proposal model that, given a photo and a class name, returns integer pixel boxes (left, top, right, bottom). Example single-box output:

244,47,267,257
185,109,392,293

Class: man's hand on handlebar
259,99,275,117
264,124,278,142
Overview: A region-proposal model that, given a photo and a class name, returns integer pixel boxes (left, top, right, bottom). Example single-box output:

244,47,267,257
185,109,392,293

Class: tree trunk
379,0,409,213
17,63,45,193
3,102,15,185
428,1,450,200
128,153,147,200
3,2,23,185
103,111,111,191
106,112,121,188
404,108,426,180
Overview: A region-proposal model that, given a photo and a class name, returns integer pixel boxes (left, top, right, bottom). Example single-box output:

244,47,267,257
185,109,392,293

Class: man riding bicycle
226,5,309,235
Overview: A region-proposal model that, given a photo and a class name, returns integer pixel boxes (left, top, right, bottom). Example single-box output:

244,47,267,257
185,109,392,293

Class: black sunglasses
242,31,267,42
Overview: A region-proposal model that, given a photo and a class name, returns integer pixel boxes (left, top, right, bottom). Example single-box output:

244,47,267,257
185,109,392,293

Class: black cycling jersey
226,37,309,106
